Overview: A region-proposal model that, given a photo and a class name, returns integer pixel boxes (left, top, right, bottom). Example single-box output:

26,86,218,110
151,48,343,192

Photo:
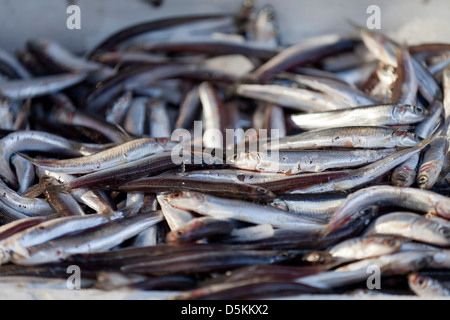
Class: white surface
0,0,449,53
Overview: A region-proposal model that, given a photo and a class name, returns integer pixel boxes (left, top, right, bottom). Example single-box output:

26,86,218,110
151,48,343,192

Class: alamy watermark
66,5,81,30
170,121,280,168
366,5,381,30
66,265,81,289
366,265,381,290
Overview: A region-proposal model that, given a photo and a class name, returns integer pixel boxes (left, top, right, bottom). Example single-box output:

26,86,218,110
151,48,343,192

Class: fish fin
418,126,443,150
13,152,37,165
112,122,135,142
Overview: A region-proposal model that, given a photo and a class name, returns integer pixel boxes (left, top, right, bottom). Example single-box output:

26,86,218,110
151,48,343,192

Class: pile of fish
0,1,449,299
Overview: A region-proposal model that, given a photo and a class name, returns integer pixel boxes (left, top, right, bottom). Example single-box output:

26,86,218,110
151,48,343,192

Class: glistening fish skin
11,212,163,266
165,191,327,231
329,186,450,233
264,126,421,150
364,211,450,246
229,148,395,174
408,273,450,297
22,137,176,174
290,104,428,131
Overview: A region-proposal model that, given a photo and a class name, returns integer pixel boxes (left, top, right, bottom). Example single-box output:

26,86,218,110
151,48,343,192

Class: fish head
392,130,422,147
165,191,206,210
407,273,445,297
391,166,416,187
228,151,260,170
417,162,440,190
393,104,428,124
408,273,428,290
166,224,197,244
269,198,288,211
0,249,11,265
302,250,334,265
327,205,378,235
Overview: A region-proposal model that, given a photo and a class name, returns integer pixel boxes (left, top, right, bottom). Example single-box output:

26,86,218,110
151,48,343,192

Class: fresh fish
329,185,450,233
229,148,395,174
0,212,124,265
0,72,87,100
21,137,176,174
236,84,348,112
408,273,450,297
11,212,163,266
264,126,421,150
364,211,450,246
291,104,428,131
165,191,327,231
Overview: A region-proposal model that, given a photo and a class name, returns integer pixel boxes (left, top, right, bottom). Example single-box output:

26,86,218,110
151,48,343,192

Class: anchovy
37,168,114,214
156,194,194,231
11,212,163,266
417,125,449,189
11,154,36,194
408,273,450,297
0,212,124,265
26,39,115,80
166,217,239,244
328,235,402,261
87,14,231,58
116,176,276,203
0,72,87,100
149,99,172,138
39,176,86,217
278,73,375,107
272,193,347,221
229,148,395,174
0,130,106,186
264,126,421,150
21,137,176,174
121,249,293,275
250,35,357,81
106,90,133,126
124,97,147,136
162,169,287,184
236,84,348,112
164,191,327,231
256,129,436,194
329,185,450,233
290,104,428,131
0,178,54,217
364,211,450,246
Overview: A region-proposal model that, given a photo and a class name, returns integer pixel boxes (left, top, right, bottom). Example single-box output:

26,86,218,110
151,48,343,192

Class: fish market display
0,0,449,300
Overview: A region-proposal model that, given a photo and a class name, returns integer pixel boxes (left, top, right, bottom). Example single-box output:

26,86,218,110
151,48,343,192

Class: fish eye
439,227,450,237
360,207,373,215
384,238,397,247
416,277,427,288
418,175,428,185
395,173,408,182
414,106,424,114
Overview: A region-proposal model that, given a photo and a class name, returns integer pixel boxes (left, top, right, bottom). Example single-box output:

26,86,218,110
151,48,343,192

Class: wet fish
329,185,450,233
364,211,450,246
165,191,327,231
291,104,428,131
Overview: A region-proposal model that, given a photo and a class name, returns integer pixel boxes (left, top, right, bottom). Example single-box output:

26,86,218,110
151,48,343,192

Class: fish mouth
0,250,11,265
